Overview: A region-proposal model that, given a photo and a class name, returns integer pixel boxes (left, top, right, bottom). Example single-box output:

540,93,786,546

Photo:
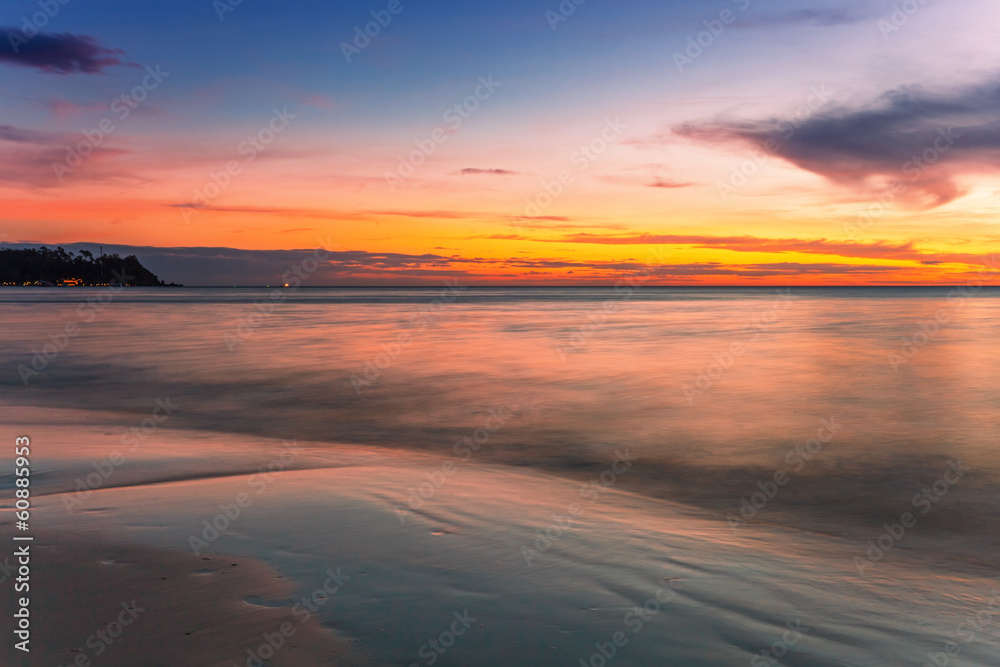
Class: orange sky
2,0,999,284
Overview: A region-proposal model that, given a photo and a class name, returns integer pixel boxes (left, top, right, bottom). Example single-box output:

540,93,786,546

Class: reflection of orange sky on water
7,290,999,477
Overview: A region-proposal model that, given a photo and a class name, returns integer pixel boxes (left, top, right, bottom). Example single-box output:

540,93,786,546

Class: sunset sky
2,0,999,285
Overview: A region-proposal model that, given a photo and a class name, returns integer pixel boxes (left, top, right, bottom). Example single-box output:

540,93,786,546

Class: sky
1,0,999,285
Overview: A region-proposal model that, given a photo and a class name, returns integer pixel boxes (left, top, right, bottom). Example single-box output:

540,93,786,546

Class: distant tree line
0,246,177,286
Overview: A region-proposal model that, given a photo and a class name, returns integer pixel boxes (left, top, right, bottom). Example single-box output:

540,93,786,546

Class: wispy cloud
740,7,873,28
0,124,53,144
459,168,519,175
0,123,133,187
165,203,363,220
301,93,339,110
531,233,995,266
649,178,694,189
506,215,574,224
46,99,111,120
369,209,495,219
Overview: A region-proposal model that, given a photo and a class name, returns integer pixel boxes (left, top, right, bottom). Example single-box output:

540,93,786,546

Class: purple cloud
0,29,128,74
674,77,1000,207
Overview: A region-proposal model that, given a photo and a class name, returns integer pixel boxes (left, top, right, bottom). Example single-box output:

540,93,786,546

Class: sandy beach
6,403,1000,666
2,531,360,667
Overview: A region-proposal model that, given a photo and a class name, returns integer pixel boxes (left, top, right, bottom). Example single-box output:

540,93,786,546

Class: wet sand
6,410,999,666
0,531,362,667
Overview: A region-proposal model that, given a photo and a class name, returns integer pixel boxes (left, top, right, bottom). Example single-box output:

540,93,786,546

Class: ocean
3,286,999,665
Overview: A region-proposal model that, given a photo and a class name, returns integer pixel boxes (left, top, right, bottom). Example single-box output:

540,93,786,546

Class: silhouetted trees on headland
0,246,178,286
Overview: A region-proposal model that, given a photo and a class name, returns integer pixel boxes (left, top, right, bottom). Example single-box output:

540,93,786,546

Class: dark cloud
0,29,128,74
674,78,1000,207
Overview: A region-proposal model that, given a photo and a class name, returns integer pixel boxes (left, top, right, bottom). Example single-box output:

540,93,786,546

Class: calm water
3,286,999,566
